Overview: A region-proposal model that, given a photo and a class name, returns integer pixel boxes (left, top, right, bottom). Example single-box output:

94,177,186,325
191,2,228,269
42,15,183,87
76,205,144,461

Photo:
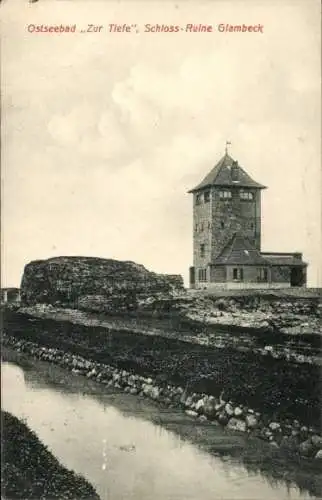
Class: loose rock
227,418,247,433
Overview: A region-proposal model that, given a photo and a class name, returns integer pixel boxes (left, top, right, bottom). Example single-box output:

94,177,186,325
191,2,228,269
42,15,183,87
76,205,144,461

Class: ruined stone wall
20,257,184,311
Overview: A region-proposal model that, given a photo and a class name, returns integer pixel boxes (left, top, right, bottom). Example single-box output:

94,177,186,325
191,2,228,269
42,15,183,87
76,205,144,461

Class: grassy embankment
1,410,100,499
4,309,321,430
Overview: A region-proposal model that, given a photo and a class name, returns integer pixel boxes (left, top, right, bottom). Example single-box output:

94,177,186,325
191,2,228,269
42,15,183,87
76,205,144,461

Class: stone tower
188,152,266,286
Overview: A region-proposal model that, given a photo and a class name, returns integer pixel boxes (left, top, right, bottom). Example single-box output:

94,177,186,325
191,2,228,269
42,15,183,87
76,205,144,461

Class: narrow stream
1,357,315,500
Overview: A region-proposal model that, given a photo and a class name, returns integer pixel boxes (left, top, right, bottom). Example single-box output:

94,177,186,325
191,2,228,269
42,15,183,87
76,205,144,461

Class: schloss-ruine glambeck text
26,23,264,34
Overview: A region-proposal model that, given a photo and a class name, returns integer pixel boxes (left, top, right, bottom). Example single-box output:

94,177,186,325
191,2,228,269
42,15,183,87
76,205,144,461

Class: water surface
1,357,316,500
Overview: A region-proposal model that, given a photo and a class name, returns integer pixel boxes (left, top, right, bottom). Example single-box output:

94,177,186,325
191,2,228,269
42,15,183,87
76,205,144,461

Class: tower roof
188,153,266,193
213,232,270,266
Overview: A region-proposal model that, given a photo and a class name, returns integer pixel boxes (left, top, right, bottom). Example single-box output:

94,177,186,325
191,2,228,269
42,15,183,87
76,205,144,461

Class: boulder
191,393,201,403
127,375,136,386
283,424,293,437
203,398,217,419
198,415,208,423
150,386,160,400
195,398,205,413
299,426,309,439
224,403,234,417
184,396,194,408
246,414,258,429
269,422,281,432
314,450,322,460
217,411,229,426
215,402,225,413
264,429,273,440
185,410,198,418
87,370,96,378
299,439,314,458
227,418,247,433
142,384,154,397
234,406,243,417
311,435,322,448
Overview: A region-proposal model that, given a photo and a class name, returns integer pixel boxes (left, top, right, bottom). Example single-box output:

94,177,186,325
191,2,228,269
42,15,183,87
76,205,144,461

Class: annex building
188,151,307,290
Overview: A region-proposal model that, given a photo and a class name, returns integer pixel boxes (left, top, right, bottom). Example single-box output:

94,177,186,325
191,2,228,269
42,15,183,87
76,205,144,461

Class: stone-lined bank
3,333,322,462
4,308,320,429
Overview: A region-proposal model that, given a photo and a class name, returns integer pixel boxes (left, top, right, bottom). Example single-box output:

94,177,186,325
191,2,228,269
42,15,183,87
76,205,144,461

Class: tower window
200,222,204,231
240,190,254,200
208,221,211,230
204,191,210,203
219,190,232,200
195,223,198,232
233,268,244,281
198,268,207,282
258,268,268,282
250,222,254,230
196,194,201,205
200,244,205,258
220,221,225,229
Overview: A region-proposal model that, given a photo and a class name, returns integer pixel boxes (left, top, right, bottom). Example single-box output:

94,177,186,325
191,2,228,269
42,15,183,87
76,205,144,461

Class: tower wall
210,187,261,260
192,186,261,271
192,191,212,272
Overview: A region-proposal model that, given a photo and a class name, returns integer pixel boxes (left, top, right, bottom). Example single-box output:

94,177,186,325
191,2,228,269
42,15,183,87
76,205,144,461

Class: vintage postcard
1,0,321,499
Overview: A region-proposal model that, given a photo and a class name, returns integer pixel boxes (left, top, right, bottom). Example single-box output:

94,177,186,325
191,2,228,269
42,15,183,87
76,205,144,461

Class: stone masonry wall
210,187,261,262
20,257,184,310
193,191,212,273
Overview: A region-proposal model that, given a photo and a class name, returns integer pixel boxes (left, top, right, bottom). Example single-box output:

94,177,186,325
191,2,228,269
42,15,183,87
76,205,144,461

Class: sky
1,0,321,287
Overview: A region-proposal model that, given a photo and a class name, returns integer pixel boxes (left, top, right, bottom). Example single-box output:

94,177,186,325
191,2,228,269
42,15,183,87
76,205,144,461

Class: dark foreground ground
1,411,100,499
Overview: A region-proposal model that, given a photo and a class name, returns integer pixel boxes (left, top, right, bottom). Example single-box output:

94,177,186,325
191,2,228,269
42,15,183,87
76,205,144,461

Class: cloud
1,0,321,286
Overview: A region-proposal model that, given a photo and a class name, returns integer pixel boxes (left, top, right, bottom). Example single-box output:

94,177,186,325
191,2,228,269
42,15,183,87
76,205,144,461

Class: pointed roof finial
225,140,232,155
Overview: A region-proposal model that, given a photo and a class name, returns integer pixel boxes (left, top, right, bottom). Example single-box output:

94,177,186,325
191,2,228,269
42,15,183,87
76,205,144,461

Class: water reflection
1,360,317,500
